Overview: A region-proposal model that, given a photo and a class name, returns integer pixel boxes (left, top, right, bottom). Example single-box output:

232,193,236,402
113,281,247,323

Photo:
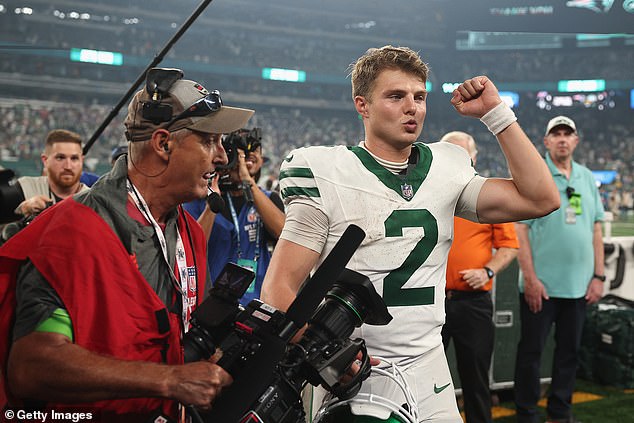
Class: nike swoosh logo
284,154,294,162
434,382,451,394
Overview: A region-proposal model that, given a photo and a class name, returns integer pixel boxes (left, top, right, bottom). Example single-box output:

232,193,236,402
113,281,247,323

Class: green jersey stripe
279,167,314,180
281,186,321,199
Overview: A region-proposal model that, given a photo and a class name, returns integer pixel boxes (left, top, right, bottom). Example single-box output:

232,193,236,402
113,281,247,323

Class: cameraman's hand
16,195,53,217
167,360,232,411
237,149,253,184
341,353,380,385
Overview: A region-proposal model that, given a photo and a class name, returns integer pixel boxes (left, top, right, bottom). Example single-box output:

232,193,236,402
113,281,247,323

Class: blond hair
349,45,429,101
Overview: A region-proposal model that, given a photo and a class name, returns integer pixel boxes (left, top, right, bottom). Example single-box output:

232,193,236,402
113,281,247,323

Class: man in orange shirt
441,131,519,423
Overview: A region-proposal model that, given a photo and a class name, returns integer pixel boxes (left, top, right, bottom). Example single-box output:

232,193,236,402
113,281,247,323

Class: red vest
0,198,207,422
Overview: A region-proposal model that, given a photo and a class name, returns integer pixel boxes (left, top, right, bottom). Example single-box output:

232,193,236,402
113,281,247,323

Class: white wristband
480,102,517,136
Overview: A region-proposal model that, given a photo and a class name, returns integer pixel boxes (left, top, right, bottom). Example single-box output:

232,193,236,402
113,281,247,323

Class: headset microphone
207,175,225,213
206,191,225,213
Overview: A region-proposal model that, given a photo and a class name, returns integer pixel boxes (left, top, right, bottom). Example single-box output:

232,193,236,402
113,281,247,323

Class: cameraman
0,70,254,421
0,129,90,242
183,128,285,306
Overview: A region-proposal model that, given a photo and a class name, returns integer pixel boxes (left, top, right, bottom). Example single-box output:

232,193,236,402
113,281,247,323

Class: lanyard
126,179,193,331
226,194,261,261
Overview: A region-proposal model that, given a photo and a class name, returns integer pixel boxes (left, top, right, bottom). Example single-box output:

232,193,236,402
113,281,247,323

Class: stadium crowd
1,98,632,216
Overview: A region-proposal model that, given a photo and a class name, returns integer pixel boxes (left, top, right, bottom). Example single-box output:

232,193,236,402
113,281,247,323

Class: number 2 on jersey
383,209,438,307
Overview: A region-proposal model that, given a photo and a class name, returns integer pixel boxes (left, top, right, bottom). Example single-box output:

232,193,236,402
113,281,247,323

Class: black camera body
0,200,54,245
183,225,392,423
219,127,263,171
217,127,263,201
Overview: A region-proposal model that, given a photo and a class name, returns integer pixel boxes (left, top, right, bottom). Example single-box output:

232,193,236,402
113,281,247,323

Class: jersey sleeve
278,148,326,214
455,175,486,222
277,149,329,253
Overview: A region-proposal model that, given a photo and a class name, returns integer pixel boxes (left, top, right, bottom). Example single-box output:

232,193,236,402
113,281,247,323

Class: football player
261,45,559,422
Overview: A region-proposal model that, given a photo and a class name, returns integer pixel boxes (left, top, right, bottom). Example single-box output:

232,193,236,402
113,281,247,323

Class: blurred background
0,0,633,218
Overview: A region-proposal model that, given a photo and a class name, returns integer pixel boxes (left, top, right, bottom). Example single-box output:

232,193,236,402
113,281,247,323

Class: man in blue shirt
514,116,605,423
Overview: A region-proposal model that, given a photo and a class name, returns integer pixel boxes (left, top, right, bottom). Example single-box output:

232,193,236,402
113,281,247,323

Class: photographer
183,128,285,306
0,129,90,243
0,69,254,421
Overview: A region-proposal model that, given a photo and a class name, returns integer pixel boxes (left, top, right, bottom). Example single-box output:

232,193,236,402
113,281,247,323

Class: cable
83,0,215,156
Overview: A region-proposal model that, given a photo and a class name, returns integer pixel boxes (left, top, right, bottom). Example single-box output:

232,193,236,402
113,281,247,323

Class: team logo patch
401,183,414,200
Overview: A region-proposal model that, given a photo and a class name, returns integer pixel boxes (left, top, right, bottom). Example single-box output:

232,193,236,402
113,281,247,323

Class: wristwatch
484,266,495,279
593,274,607,282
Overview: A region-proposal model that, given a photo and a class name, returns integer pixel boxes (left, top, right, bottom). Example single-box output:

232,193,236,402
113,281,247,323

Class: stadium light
499,91,519,108
70,48,123,66
442,82,461,93
558,79,606,93
262,68,306,83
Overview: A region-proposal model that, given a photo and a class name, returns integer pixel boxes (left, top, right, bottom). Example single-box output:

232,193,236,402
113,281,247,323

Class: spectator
514,116,605,423
15,129,88,215
0,129,90,242
261,46,559,421
0,69,254,421
183,127,285,305
440,131,519,423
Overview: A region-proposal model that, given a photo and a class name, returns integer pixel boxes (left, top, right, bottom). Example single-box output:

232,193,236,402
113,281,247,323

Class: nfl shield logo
401,183,413,200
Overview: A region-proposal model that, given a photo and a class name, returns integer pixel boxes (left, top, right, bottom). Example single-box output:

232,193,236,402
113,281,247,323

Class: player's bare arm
260,238,321,312
452,76,560,223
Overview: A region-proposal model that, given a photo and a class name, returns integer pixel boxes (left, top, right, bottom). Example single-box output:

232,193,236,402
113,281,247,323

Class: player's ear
354,96,369,118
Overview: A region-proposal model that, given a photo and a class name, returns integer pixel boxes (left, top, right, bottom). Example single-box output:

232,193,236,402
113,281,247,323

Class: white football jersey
279,142,479,366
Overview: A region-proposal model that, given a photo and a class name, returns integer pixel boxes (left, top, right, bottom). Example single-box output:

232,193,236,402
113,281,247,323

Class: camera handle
324,339,371,400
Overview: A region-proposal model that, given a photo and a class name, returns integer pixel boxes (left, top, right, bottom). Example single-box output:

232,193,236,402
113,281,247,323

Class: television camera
220,127,263,171
182,225,393,423
215,127,263,202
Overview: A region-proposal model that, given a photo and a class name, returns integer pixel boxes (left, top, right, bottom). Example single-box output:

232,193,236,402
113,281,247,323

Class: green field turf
490,379,634,422
610,213,634,237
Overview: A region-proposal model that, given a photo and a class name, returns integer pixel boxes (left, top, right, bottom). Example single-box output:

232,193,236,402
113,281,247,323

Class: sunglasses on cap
161,90,223,131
